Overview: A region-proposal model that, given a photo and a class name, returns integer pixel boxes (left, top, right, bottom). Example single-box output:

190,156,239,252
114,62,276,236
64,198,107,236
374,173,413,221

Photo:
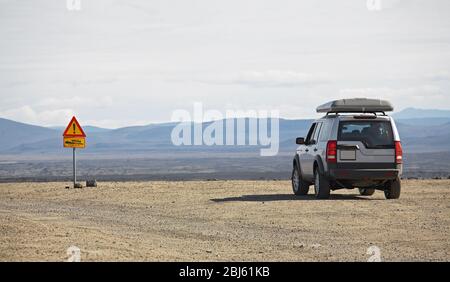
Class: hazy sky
1,0,450,128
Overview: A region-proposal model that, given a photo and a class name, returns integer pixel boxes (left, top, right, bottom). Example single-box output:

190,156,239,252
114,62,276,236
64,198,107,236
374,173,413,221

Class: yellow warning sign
63,116,86,137
63,137,86,148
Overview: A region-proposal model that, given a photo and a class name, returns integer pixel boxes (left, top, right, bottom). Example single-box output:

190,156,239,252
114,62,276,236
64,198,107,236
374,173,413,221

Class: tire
292,165,309,195
384,177,401,199
359,188,375,196
314,168,330,199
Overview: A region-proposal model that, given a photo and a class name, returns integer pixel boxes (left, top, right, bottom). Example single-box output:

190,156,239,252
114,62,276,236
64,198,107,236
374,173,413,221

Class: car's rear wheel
292,165,309,195
314,168,330,199
359,188,375,196
384,177,401,199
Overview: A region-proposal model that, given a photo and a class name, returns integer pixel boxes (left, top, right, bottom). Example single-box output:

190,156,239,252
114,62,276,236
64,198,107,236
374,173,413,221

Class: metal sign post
63,116,86,188
73,148,76,187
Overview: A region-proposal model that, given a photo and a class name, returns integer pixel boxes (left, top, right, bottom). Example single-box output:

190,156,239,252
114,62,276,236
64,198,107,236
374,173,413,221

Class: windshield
338,121,394,148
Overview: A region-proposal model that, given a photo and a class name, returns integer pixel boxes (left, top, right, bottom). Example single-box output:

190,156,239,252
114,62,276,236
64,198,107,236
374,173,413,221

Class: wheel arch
293,154,303,176
314,156,326,175
293,155,300,168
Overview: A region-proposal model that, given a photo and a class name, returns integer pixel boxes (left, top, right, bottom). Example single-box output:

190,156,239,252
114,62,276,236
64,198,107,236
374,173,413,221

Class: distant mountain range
0,107,449,156
49,125,112,134
392,107,450,119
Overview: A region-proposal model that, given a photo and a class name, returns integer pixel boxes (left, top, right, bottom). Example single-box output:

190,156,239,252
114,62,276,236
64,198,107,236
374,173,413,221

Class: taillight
326,140,337,163
395,141,403,164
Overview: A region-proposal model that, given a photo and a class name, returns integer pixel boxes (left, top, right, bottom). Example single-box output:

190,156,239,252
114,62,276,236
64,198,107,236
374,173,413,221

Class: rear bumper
329,168,400,180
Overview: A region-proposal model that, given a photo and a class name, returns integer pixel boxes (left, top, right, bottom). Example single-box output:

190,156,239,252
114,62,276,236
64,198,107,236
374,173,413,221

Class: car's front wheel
314,168,330,199
384,177,401,199
292,165,309,195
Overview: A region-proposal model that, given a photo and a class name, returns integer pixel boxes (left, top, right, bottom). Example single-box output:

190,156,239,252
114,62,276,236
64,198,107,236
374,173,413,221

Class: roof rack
326,111,386,116
316,98,393,114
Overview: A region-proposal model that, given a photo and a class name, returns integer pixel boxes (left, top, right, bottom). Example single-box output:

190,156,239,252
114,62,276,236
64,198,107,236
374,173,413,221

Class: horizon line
2,107,450,130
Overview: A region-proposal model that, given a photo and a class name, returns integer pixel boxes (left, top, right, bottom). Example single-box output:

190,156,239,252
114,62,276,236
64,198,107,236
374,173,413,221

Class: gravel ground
0,180,449,261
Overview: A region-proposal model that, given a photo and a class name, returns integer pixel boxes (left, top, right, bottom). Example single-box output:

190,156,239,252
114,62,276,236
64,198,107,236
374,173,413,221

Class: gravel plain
0,180,449,261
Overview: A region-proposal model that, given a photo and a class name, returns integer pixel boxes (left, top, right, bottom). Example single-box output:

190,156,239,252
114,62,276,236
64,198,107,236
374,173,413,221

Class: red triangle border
62,116,86,137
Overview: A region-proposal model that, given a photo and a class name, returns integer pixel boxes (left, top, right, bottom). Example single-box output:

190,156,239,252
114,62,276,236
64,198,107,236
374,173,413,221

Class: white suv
292,98,403,199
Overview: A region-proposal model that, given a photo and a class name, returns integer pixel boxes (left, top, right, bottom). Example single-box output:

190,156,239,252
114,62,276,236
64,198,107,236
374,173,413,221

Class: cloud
424,71,450,81
198,70,329,88
0,106,75,126
37,96,114,109
0,96,116,126
339,85,441,97
338,85,447,109
234,70,329,87
53,78,119,88
1,0,449,126
367,0,403,11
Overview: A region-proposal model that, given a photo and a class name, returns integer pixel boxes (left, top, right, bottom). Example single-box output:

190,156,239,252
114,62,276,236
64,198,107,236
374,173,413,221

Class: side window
305,123,316,144
312,122,322,143
319,121,331,142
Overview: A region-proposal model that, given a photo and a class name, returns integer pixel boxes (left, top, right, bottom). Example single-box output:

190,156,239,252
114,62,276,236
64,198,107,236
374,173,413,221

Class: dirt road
0,180,449,261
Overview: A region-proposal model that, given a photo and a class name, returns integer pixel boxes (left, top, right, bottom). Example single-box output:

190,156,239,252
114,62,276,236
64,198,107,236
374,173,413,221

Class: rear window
338,121,394,148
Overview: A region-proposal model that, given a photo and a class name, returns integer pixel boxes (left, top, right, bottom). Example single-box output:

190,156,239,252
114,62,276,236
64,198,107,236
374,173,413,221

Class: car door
305,122,322,177
317,120,332,170
298,123,317,180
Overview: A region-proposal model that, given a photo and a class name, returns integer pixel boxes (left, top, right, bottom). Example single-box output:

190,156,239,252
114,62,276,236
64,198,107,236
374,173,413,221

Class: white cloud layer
0,106,75,126
233,70,329,87
0,0,450,127
338,85,448,110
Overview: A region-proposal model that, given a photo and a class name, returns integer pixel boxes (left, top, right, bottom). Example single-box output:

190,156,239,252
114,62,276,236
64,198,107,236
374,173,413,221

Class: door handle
313,148,318,152
305,149,309,152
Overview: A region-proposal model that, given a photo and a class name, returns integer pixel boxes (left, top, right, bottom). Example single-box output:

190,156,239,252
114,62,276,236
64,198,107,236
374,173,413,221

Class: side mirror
296,137,305,145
